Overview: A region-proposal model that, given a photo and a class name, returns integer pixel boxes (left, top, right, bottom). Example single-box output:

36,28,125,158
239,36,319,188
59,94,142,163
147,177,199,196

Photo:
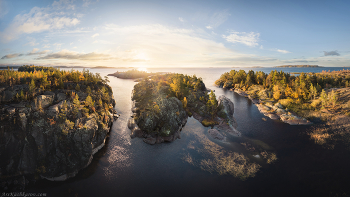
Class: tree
86,86,92,94
273,85,281,100
320,89,328,107
207,91,218,119
183,97,187,108
29,79,36,95
309,83,317,100
75,84,80,91
85,95,94,108
329,90,338,107
72,94,80,118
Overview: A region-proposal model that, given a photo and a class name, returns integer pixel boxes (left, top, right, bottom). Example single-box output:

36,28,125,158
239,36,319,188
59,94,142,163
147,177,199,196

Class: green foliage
75,84,80,91
201,119,219,127
85,95,94,108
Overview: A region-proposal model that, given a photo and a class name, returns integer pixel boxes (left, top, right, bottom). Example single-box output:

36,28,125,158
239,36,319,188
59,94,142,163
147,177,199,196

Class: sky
0,0,349,68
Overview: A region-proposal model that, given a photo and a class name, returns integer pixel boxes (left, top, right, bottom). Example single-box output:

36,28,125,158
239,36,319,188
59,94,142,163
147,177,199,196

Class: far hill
275,65,320,68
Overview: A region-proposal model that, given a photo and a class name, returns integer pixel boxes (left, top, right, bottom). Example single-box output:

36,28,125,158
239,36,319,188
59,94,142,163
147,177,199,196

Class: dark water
27,67,350,197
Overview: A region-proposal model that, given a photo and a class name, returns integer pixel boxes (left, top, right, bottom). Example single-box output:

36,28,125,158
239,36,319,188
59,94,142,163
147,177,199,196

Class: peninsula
215,69,350,146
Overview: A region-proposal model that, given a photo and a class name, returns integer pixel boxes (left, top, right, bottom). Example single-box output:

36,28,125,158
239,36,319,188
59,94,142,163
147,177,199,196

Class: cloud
102,24,260,66
0,0,9,19
1,53,23,59
0,6,80,42
207,10,230,29
25,37,39,46
178,17,184,22
1,48,51,59
91,33,99,38
274,49,291,54
260,45,264,49
52,0,75,10
28,48,39,55
82,0,98,7
323,50,340,56
206,26,212,29
27,48,50,55
222,31,260,47
37,49,112,60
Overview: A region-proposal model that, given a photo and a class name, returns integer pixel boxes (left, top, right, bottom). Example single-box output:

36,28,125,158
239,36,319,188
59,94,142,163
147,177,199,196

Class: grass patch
201,119,219,127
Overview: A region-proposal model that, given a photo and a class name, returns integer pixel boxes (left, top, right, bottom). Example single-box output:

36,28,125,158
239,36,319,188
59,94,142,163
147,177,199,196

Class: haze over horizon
0,0,349,68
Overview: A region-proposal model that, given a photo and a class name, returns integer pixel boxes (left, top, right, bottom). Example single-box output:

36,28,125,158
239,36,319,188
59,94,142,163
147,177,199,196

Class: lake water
28,67,350,197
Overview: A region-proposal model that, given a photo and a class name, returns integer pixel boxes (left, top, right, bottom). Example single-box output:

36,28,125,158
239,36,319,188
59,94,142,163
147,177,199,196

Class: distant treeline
215,69,350,101
276,65,319,68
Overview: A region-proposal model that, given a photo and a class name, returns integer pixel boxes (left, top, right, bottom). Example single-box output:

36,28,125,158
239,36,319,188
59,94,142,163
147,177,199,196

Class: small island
126,73,240,144
107,69,157,80
0,65,117,189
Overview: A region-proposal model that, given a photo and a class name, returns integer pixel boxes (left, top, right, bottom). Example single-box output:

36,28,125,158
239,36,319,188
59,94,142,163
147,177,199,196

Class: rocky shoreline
127,101,186,145
0,87,117,190
232,89,312,125
127,95,241,144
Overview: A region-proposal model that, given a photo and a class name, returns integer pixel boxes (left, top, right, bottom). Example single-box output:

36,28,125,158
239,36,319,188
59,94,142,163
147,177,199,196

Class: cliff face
0,84,116,190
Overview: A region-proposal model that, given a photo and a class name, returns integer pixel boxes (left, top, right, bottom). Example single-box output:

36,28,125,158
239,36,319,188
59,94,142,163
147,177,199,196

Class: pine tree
75,84,80,91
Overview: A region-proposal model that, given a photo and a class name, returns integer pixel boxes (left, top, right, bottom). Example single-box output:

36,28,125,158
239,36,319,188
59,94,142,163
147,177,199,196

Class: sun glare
137,67,148,72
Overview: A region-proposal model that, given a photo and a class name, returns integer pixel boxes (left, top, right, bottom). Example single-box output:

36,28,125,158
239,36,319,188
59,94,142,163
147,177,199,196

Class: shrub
201,119,219,127
279,98,293,107
311,99,322,108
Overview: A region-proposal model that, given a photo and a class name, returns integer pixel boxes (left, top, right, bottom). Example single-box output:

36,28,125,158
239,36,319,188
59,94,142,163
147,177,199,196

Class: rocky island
107,69,157,80
0,65,117,190
125,73,240,145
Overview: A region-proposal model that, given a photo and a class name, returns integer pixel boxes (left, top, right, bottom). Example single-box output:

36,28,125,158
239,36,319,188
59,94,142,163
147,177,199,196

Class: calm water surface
28,67,350,197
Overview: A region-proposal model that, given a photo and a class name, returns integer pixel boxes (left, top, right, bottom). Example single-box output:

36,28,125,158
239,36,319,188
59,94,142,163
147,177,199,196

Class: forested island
107,69,157,79
0,65,117,190
215,69,350,146
126,73,240,144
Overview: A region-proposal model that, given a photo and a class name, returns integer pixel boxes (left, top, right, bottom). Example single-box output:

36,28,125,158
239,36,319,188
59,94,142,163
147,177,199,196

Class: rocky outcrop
129,96,187,144
208,129,225,141
0,87,117,190
233,88,313,125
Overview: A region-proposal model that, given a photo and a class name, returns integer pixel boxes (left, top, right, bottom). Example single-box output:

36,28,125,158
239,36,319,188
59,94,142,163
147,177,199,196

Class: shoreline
231,88,313,125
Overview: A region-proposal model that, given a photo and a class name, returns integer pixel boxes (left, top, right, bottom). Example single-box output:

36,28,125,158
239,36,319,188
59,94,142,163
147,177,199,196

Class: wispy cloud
206,26,212,29
0,4,80,42
207,9,230,29
178,17,184,22
27,48,50,55
274,49,291,54
1,48,50,59
82,0,98,7
37,49,112,60
1,53,23,59
25,37,39,46
91,33,99,38
222,31,260,47
323,50,340,56
0,0,9,19
52,0,75,10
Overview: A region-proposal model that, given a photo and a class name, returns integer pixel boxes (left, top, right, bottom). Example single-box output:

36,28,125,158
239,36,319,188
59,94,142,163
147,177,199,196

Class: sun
137,67,148,72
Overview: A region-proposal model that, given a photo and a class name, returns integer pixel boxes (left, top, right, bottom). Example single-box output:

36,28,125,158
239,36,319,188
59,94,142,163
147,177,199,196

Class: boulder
217,95,237,128
143,137,156,145
19,113,27,130
208,129,225,141
6,107,16,116
56,93,66,102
